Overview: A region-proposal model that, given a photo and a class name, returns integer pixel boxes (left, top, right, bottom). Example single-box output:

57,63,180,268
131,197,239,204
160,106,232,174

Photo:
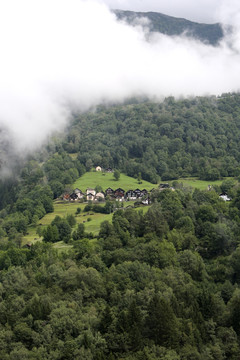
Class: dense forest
65,94,240,183
1,94,240,358
0,184,240,358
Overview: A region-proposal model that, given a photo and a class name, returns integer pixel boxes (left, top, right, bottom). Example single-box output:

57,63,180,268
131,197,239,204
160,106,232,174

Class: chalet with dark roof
159,183,170,190
134,189,142,197
126,190,137,200
106,167,113,173
105,187,115,197
114,188,125,201
114,188,125,198
70,193,78,201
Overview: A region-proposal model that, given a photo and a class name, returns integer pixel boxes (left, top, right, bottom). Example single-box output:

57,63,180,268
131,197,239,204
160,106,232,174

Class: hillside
64,94,240,184
73,171,157,192
1,92,240,357
114,9,224,45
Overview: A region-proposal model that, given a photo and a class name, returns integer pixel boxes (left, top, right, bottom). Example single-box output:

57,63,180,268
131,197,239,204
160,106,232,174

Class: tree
75,207,81,215
43,225,59,243
57,219,72,243
95,185,103,193
137,172,142,184
66,214,77,227
145,294,179,347
72,223,85,240
113,170,120,181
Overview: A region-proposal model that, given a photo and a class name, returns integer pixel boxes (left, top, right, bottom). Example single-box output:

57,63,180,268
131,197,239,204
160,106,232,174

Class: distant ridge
114,9,224,45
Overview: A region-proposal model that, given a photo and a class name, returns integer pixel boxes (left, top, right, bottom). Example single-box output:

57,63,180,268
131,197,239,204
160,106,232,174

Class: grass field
22,173,233,246
22,200,147,245
53,241,73,253
175,177,235,190
73,171,158,192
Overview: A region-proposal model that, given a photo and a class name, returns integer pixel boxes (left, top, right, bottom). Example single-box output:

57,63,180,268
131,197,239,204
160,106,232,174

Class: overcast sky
100,0,222,23
0,0,240,173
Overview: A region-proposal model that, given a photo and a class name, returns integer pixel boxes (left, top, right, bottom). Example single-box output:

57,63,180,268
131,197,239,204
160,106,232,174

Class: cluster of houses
62,182,231,204
62,183,176,204
63,187,154,204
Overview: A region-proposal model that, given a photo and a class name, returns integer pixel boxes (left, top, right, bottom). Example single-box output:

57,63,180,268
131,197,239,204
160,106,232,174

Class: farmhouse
105,187,115,198
219,193,231,201
115,188,125,197
126,190,137,200
74,188,84,199
114,188,125,202
63,193,70,201
96,192,105,200
70,193,78,201
141,197,151,205
86,188,96,201
159,183,170,190
106,167,113,173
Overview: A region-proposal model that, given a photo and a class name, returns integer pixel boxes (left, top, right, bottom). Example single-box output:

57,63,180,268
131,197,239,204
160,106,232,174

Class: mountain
114,9,224,45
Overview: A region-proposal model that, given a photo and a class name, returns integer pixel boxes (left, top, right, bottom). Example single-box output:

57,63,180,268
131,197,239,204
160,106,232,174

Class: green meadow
22,200,147,245
73,171,157,192
22,172,232,247
175,177,235,191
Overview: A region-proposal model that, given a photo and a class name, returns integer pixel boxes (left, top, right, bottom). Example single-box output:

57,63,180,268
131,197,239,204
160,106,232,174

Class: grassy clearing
53,241,73,253
23,200,150,244
84,213,113,234
38,202,86,225
73,171,157,192
22,174,235,247
175,177,235,190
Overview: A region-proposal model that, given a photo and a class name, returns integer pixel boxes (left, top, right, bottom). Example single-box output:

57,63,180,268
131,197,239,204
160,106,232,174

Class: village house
86,188,96,201
126,190,137,200
140,189,148,197
74,188,84,199
125,188,149,201
219,193,231,201
105,187,115,198
134,189,143,198
141,197,151,205
159,183,170,190
95,192,105,201
114,188,125,201
63,193,70,201
106,167,113,173
70,193,78,201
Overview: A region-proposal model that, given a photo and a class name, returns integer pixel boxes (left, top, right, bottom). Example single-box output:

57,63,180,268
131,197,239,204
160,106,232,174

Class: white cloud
0,0,240,168
100,0,221,23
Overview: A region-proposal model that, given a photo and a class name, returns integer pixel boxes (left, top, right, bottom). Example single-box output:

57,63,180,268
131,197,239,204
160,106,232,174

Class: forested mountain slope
1,94,240,358
114,10,224,45
64,94,240,183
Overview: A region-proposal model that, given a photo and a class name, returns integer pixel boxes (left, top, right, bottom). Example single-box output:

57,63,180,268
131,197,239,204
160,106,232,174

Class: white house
74,188,84,199
96,192,105,200
219,193,231,201
86,188,96,201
